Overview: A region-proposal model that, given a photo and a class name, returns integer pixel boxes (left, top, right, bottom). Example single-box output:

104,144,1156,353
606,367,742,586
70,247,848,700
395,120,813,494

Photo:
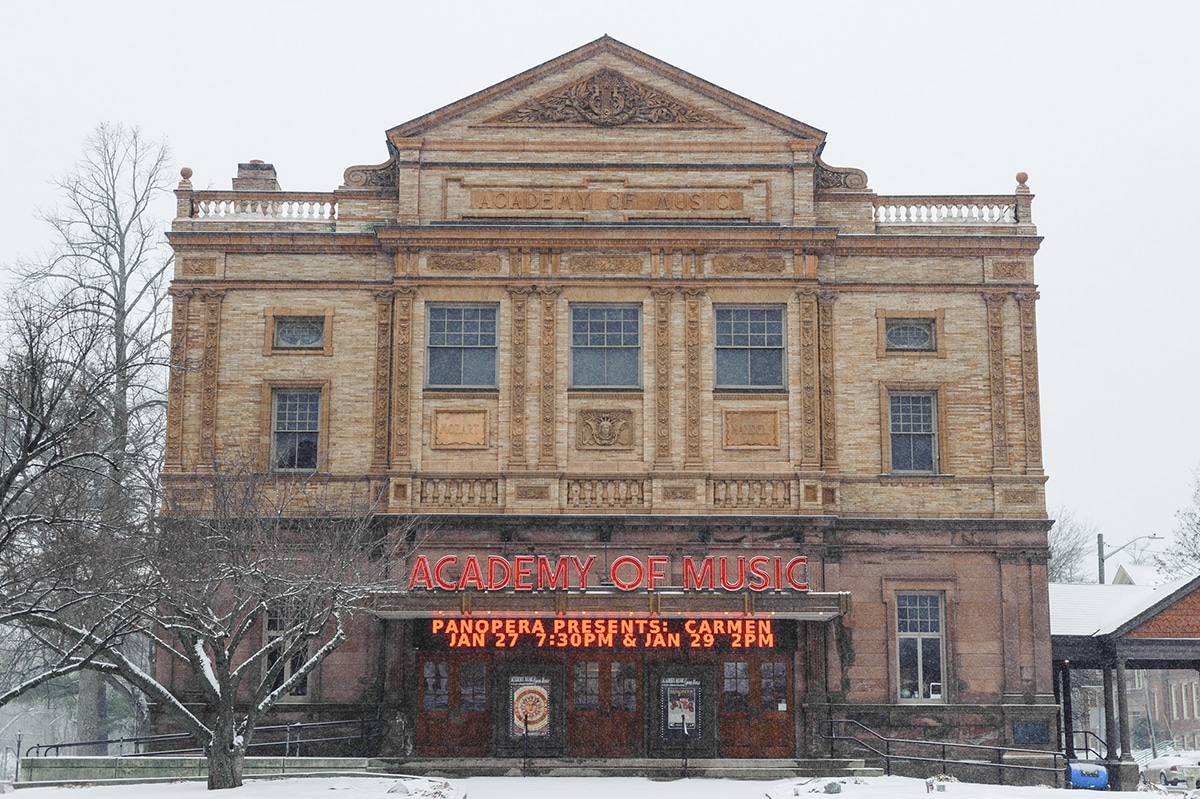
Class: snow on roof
1050,577,1193,636
1111,562,1168,585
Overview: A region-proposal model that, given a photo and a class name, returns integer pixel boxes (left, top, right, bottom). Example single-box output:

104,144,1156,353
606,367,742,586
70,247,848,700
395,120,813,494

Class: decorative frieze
197,290,224,467
371,291,394,471
390,289,416,466
711,255,785,275
577,409,635,449
508,287,532,467
539,287,560,468
984,293,1009,473
568,255,644,275
180,257,217,277
164,288,192,471
1017,293,1044,472
796,287,820,469
817,291,838,471
652,288,673,465
684,288,705,467
426,254,501,274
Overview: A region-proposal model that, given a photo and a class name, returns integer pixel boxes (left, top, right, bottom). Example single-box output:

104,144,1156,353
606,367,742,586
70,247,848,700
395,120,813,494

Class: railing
872,196,1018,225
418,477,501,508
823,718,1065,787
1069,729,1108,762
563,478,647,509
25,717,383,759
711,478,793,509
186,191,338,221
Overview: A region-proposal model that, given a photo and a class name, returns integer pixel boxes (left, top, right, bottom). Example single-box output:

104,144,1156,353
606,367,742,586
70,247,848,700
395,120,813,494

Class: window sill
713,388,788,395
567,387,643,393
423,388,500,396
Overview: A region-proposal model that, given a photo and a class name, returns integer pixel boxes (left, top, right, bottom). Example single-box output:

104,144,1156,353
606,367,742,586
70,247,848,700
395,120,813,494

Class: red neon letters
407,554,808,592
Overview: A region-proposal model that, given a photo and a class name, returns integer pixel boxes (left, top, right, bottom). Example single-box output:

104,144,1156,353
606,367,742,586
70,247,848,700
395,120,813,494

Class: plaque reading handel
432,409,488,449
722,409,779,449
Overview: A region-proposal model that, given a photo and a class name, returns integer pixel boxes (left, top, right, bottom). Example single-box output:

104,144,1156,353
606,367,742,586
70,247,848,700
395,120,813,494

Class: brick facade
162,37,1055,759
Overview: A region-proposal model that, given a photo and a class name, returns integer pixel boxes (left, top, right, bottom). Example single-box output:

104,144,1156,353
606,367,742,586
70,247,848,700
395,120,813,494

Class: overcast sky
2,1,1197,569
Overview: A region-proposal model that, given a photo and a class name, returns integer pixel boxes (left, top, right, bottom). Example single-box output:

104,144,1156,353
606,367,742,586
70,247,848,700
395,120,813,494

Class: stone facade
162,37,1055,761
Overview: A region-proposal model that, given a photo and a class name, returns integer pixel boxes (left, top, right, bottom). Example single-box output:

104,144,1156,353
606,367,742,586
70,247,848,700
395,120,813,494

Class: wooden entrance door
416,657,490,756
567,657,641,756
720,659,793,757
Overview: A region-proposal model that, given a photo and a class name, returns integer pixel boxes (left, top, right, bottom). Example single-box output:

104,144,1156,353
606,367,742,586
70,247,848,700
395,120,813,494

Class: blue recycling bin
1067,763,1109,790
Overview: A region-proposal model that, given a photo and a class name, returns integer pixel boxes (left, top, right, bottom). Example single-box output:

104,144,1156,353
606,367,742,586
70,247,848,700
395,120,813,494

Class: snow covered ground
4,774,1112,799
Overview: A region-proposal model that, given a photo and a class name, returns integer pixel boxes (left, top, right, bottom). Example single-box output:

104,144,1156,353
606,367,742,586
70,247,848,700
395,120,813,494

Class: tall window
897,592,945,702
427,305,498,388
266,601,308,698
889,391,938,473
714,306,785,389
422,661,449,710
570,305,640,388
272,388,321,470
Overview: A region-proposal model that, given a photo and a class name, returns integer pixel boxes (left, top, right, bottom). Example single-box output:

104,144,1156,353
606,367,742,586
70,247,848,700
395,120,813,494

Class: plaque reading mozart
432,409,488,449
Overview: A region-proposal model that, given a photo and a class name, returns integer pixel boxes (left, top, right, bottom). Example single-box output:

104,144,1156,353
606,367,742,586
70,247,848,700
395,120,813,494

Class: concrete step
371,757,875,780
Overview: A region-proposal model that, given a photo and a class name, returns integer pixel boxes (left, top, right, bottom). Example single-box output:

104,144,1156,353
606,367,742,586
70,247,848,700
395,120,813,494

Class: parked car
1143,755,1200,789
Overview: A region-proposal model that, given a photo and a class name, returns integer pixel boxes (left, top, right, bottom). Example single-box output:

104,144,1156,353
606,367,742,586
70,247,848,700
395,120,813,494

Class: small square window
273,316,326,350
570,305,641,389
714,306,785,389
885,319,936,352
427,305,498,388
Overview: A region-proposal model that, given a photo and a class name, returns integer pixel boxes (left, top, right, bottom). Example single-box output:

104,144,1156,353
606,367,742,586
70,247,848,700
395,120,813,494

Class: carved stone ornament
577,409,635,449
342,157,399,189
813,155,869,192
485,69,737,128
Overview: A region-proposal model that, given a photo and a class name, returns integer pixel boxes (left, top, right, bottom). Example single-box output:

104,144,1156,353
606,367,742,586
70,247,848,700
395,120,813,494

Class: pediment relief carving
482,69,738,129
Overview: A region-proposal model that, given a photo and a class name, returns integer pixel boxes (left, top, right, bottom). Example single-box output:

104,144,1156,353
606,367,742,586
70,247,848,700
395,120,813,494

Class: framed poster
660,677,701,739
509,676,551,738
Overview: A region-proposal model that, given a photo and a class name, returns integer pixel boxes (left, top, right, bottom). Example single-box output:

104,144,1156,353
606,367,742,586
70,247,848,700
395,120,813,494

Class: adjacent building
162,37,1054,760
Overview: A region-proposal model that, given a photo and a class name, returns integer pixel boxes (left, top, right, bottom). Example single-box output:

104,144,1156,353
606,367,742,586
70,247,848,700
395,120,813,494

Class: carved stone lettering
577,409,635,449
469,190,743,213
432,409,488,449
515,484,551,500
723,410,780,449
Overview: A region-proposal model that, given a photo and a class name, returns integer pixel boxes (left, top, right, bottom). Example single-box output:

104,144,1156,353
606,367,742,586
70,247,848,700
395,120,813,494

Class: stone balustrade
184,191,339,221
872,195,1022,225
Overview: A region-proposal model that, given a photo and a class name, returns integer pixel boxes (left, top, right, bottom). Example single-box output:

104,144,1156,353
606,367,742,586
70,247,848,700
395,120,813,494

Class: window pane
715,307,784,388
922,638,943,699
748,348,783,386
574,661,599,710
715,349,747,387
890,393,936,473
423,661,449,710
461,348,496,386
427,306,497,387
611,662,637,712
274,316,325,349
461,662,487,711
273,389,320,470
886,319,935,351
723,661,749,711
898,637,919,699
570,306,639,388
761,662,787,711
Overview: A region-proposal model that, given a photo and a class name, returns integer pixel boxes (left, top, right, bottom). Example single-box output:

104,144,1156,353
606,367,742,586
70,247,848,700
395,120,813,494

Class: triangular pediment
479,68,738,129
1127,584,1200,639
383,36,826,145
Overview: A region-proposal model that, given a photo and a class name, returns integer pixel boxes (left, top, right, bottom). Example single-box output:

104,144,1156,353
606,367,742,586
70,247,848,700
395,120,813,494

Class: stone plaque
662,485,696,501
426,254,502,274
992,261,1027,281
577,409,635,449
181,257,217,276
514,484,551,500
722,409,779,449
711,255,785,275
1002,488,1038,505
432,409,488,449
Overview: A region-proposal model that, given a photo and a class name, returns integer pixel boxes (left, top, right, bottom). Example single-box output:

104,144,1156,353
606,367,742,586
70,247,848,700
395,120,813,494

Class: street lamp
1096,533,1163,584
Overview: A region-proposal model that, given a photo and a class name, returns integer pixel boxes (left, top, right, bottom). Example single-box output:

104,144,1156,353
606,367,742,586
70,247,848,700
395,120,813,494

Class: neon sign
428,617,778,650
407,554,808,593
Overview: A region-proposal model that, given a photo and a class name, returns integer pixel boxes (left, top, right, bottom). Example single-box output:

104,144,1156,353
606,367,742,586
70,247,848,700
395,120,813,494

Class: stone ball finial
181,167,193,180
1015,172,1029,194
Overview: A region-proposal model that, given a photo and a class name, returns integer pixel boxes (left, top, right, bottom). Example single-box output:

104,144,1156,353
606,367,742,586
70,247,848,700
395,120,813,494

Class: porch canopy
1051,574,1200,764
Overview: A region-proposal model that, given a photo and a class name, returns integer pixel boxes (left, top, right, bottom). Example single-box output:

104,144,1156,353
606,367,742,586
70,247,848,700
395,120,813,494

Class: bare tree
18,121,173,744
1047,506,1097,583
1156,468,1200,578
28,464,401,789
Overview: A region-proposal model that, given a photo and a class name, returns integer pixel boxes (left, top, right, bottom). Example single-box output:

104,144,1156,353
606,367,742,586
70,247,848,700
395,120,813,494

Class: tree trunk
206,711,245,790
76,669,106,754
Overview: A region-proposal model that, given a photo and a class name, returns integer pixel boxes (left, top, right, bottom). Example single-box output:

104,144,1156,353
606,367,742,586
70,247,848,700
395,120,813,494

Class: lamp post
1096,533,1163,584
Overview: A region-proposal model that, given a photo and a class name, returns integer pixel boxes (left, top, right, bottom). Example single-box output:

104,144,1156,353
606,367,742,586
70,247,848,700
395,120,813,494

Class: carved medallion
485,69,736,128
577,409,635,449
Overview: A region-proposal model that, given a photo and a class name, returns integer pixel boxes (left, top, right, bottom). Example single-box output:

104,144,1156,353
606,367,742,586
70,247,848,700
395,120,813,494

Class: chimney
232,160,280,190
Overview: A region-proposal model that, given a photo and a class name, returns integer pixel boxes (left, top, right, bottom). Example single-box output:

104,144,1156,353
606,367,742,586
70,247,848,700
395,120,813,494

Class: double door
719,658,793,757
566,655,641,756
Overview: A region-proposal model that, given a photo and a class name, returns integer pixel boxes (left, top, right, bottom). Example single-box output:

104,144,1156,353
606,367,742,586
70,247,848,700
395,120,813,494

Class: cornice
374,225,839,252
832,234,1043,257
166,231,380,255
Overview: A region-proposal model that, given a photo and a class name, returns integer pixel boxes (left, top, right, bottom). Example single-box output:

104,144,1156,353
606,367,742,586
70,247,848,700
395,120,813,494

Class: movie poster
509,676,551,738
660,677,701,739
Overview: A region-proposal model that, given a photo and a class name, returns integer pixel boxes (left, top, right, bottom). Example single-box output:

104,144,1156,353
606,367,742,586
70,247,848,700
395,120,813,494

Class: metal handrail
25,717,384,759
823,718,1066,787
1069,729,1108,762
